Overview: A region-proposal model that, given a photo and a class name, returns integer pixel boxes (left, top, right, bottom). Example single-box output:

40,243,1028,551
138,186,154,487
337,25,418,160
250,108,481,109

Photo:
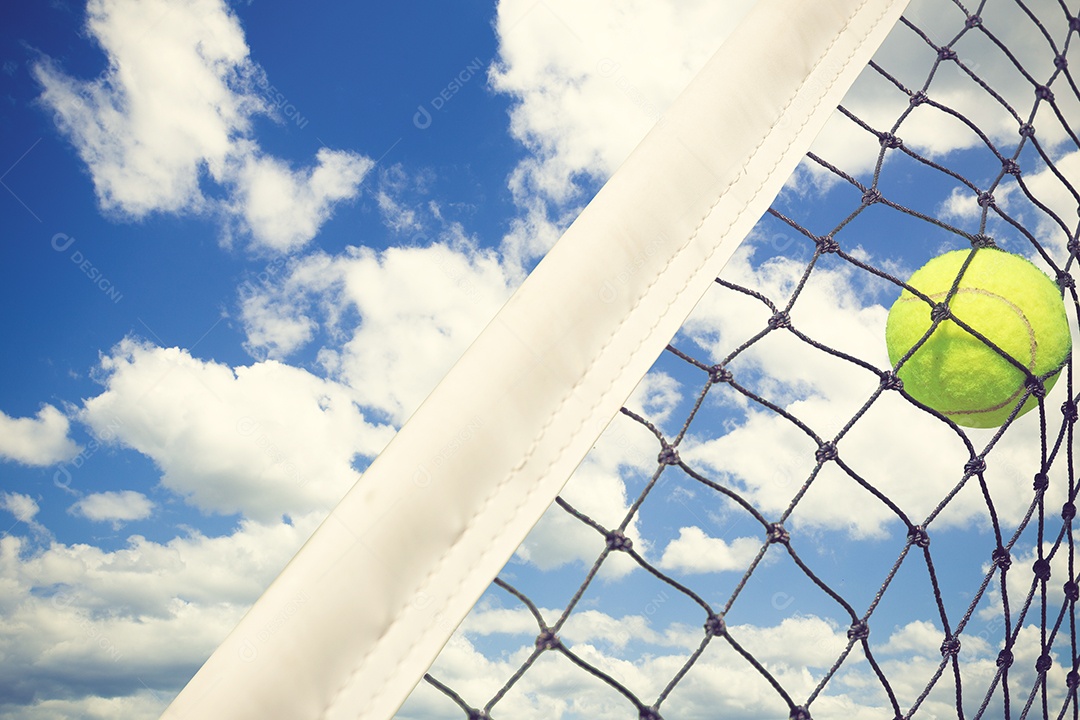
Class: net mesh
400,1,1080,717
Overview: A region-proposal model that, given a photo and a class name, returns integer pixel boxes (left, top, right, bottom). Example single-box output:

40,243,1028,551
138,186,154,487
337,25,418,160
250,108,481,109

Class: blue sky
1,0,1079,718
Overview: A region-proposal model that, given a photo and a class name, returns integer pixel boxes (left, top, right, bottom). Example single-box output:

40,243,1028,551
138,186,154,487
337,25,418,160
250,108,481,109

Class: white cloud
69,491,154,527
0,405,80,467
1016,149,1080,257
624,371,682,429
0,513,326,716
808,0,1079,181
241,241,516,425
0,691,166,720
34,0,371,252
79,338,394,522
376,190,423,234
238,290,316,360
657,527,763,574
491,0,758,208
0,493,40,525
226,146,373,253
33,0,251,217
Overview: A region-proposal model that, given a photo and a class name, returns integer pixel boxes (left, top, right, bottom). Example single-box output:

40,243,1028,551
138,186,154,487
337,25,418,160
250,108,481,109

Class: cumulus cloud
491,0,758,208
0,405,80,466
376,190,423,234
0,513,325,717
1,493,40,525
808,0,1080,181
1015,149,1080,257
79,339,394,522
657,526,763,574
34,0,371,252
240,240,516,424
69,490,154,528
225,146,374,253
238,290,317,360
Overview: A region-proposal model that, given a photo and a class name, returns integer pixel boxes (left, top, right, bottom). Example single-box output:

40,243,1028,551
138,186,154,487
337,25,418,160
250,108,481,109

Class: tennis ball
885,248,1071,428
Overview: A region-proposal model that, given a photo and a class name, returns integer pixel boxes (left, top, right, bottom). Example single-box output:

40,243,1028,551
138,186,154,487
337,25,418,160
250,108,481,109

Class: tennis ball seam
894,286,1038,418
886,248,1071,428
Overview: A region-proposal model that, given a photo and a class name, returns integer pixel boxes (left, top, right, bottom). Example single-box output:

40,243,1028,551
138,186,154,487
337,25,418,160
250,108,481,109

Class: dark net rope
418,2,1080,718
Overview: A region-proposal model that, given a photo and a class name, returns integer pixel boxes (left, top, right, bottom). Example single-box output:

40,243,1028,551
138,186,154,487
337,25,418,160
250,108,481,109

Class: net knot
971,233,996,248
909,91,928,106
704,613,727,637
930,303,951,322
992,546,1012,570
940,636,961,658
1069,671,1080,689
815,234,840,254
1071,15,1080,31
938,47,958,62
767,523,790,545
1063,401,1078,424
1071,239,1080,258
1063,502,1076,522
535,630,560,651
1033,558,1052,582
847,620,869,641
997,649,1014,668
1055,54,1069,70
657,445,680,466
1058,270,1075,289
815,442,838,463
709,364,733,384
977,191,995,208
964,457,987,475
1019,123,1035,138
909,526,930,549
768,311,791,329
1025,376,1047,399
1034,472,1049,492
468,710,490,720
1065,581,1080,602
880,372,903,392
861,188,882,205
606,530,633,552
1037,653,1054,673
1001,158,1020,176
639,708,662,720
789,707,812,720
876,375,902,390
879,132,902,149
965,14,982,28
1035,85,1055,102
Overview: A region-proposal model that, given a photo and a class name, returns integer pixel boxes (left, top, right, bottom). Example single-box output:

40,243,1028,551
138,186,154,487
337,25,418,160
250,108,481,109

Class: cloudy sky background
1,0,1079,718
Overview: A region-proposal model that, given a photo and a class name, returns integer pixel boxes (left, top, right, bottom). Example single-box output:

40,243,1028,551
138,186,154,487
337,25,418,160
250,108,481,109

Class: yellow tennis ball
885,248,1071,428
